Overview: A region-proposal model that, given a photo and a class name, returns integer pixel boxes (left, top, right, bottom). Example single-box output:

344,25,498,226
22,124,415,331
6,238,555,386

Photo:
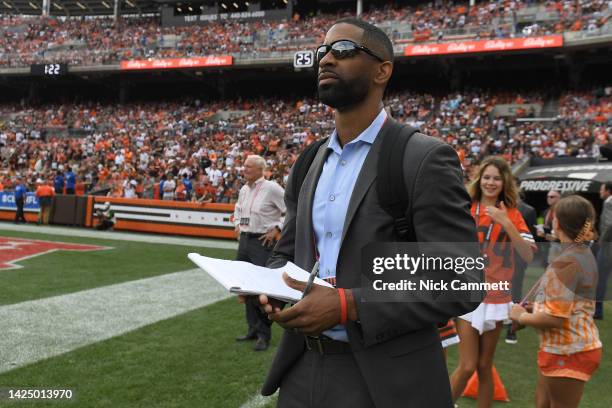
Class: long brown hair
554,195,596,242
468,156,518,208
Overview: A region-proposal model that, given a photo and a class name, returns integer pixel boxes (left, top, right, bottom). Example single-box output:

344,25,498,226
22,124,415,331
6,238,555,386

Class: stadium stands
1,87,610,200
1,0,611,67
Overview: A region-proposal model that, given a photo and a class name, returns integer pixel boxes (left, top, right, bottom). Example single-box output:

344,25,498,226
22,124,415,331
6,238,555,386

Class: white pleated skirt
459,302,512,334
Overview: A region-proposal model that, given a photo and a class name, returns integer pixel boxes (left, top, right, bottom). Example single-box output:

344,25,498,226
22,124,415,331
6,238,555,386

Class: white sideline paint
0,268,229,374
239,392,278,408
0,222,239,250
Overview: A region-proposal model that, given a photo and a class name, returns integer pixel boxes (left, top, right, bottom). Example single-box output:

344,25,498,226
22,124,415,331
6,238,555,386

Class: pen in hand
301,261,320,300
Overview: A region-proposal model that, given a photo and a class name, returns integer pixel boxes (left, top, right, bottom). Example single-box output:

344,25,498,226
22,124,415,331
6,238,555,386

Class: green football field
0,227,609,408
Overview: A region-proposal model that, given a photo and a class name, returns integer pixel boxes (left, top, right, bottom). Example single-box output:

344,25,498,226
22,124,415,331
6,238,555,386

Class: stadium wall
0,194,237,239
88,197,236,239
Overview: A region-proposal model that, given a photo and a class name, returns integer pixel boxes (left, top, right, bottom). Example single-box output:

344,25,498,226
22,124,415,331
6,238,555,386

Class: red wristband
338,288,348,325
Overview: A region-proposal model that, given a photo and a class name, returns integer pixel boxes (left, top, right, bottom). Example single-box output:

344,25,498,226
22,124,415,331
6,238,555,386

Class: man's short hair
605,181,612,193
246,155,266,169
333,17,394,63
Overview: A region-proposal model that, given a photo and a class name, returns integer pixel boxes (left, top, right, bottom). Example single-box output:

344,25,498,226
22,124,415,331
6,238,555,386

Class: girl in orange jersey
510,195,602,408
450,156,536,407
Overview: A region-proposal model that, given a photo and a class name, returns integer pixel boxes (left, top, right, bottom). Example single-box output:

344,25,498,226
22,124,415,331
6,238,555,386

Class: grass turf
0,230,609,407
2,303,609,408
0,298,280,408
0,230,235,306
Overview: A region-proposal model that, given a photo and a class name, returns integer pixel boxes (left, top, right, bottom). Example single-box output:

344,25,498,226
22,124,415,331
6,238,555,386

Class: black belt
305,336,352,355
241,232,264,238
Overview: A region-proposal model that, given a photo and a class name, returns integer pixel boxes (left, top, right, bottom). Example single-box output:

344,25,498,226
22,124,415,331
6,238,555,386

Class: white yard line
0,222,238,250
239,392,278,408
0,268,229,374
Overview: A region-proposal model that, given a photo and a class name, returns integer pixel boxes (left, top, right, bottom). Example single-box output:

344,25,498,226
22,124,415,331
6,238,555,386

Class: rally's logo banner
120,56,233,71
404,35,563,57
0,237,111,270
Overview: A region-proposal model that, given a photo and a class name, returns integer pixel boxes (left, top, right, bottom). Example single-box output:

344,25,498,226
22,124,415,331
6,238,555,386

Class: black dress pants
15,197,26,223
236,233,273,341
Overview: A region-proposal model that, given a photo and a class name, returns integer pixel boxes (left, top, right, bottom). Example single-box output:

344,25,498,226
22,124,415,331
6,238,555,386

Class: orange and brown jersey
534,244,602,355
471,202,535,304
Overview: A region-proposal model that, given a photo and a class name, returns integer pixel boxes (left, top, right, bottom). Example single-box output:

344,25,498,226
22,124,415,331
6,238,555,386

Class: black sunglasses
316,39,385,63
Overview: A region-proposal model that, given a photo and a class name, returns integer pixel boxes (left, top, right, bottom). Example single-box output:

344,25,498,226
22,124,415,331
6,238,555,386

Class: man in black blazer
506,188,537,344
595,181,612,319
257,18,482,407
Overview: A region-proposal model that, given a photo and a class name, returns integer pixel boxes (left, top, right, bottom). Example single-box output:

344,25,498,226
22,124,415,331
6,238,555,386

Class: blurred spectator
123,179,138,198
54,170,65,194
65,168,76,195
35,177,55,225
13,175,27,224
163,174,176,200
182,176,193,201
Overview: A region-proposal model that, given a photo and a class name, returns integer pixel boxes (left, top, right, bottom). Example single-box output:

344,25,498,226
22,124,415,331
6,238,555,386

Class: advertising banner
0,192,40,211
404,35,563,57
120,56,233,71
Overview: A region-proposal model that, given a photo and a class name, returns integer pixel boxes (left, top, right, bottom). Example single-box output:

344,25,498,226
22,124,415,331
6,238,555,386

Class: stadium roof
0,0,160,16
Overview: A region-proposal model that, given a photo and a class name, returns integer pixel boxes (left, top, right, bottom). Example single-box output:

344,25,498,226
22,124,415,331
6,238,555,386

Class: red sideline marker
0,237,110,270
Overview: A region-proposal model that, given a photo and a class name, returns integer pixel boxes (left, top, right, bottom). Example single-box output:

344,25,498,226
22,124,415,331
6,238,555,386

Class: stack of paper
188,253,333,303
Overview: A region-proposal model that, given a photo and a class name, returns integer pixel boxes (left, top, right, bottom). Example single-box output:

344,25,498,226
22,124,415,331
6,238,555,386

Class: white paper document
188,253,333,303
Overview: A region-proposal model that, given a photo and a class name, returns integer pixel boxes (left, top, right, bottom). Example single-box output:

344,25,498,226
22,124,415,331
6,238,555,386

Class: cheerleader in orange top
450,156,536,407
510,195,602,408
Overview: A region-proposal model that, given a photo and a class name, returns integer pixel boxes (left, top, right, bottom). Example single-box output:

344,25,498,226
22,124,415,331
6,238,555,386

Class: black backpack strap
377,122,419,240
290,137,329,202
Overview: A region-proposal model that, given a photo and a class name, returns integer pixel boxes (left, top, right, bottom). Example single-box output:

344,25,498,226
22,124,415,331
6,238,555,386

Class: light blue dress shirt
313,108,387,341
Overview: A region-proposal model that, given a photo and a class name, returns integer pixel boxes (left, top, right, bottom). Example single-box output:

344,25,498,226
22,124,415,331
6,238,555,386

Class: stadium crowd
1,0,610,67
1,87,610,201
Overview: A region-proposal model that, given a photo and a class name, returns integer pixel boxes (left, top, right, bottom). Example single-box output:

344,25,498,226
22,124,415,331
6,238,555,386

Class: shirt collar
327,108,387,154
249,176,265,187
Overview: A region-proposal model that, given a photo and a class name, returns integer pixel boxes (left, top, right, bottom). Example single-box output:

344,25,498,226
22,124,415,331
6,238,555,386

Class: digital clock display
30,63,68,76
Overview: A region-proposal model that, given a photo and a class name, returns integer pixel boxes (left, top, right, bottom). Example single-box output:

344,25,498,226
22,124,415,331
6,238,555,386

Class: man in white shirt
163,175,176,201
206,163,224,187
233,155,286,351
123,180,138,199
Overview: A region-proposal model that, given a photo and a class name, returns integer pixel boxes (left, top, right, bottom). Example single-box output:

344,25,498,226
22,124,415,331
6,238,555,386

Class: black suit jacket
518,201,537,241
263,119,483,407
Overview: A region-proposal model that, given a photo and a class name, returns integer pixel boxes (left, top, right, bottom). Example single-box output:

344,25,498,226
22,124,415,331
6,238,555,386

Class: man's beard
318,76,369,111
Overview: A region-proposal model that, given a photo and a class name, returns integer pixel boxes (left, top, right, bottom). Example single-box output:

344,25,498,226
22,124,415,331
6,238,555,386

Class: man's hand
238,294,285,313
258,294,285,314
266,272,341,336
259,227,279,247
234,225,241,241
